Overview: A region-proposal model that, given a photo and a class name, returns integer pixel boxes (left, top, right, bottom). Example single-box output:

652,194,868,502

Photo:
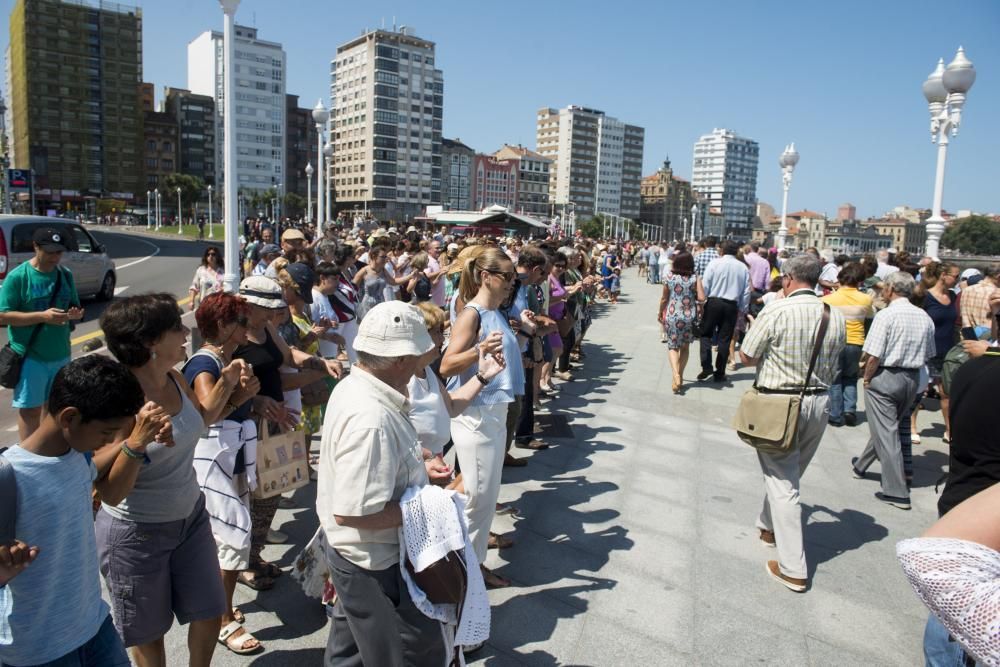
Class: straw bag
732,304,830,453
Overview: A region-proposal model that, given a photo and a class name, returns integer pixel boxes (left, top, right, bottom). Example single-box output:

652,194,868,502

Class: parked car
0,215,117,301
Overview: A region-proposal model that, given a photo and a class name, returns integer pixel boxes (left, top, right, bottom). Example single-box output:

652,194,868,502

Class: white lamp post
155,189,161,230
776,143,800,250
220,0,241,292
922,47,976,259
691,203,699,241
207,185,214,238
305,162,314,223
323,141,334,228
312,100,329,235
146,190,152,229
176,187,183,234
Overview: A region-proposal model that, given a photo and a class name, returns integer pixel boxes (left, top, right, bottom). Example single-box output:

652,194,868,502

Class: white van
0,215,117,301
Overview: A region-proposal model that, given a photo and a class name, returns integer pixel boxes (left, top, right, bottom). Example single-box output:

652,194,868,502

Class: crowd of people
0,219,624,666
2,218,1000,665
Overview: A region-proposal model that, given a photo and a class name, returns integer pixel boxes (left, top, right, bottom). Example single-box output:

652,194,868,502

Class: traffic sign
8,169,30,191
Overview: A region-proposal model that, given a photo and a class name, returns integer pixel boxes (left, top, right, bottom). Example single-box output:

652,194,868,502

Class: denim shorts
95,495,226,647
12,355,69,409
32,615,130,667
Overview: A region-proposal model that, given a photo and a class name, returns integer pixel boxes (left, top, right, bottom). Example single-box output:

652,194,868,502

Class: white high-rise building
691,128,759,238
536,105,644,220
188,25,286,194
330,27,443,221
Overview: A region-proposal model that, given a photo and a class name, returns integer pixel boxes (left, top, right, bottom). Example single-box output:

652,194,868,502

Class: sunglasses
488,270,516,282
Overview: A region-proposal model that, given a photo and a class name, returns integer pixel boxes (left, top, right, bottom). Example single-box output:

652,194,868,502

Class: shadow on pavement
803,504,889,578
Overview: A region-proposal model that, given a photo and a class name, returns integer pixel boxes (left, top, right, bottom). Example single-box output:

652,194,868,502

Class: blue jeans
34,615,129,666
829,344,862,423
924,613,974,666
649,263,660,284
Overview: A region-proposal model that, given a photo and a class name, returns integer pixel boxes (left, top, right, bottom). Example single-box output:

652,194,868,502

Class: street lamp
922,47,976,259
207,185,214,239
323,141,334,228
305,162,314,223
691,204,699,242
176,187,183,235
312,100,329,235
221,0,242,292
776,143,800,251
155,189,161,230
146,190,152,229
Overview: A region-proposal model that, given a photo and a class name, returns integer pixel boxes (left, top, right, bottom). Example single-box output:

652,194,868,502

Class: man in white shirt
875,249,899,281
697,239,751,382
317,301,449,665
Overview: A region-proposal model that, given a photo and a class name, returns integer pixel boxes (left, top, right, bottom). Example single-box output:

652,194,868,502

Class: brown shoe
759,529,776,548
503,453,527,467
766,560,807,592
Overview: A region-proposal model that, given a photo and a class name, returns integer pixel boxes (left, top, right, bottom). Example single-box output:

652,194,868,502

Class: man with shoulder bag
737,254,846,593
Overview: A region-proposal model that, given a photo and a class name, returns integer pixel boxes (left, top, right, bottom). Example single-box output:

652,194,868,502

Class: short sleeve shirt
0,262,79,361
317,368,428,570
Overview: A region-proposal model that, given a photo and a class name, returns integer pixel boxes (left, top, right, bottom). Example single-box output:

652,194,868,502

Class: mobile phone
961,327,979,341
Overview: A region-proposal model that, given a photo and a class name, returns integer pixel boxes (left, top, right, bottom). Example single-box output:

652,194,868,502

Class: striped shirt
740,289,846,391
863,297,936,369
822,287,874,346
694,248,719,276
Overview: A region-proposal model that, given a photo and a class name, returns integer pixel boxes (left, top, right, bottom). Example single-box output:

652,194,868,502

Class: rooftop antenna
393,16,397,32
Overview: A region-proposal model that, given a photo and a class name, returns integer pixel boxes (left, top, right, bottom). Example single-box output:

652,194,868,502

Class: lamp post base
775,229,787,251
925,218,945,259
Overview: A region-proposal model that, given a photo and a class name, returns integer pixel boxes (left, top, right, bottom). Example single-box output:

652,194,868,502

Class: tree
577,216,602,239
284,192,307,219
163,173,206,220
941,215,1000,256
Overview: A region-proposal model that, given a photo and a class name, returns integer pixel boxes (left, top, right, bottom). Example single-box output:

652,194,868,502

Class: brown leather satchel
405,549,468,606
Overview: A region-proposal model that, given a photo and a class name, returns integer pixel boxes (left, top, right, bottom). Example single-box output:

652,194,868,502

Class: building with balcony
330,27,443,222
7,0,144,210
536,105,644,220
691,128,759,238
163,87,216,189
285,94,318,206
471,154,516,211
441,137,473,211
142,110,177,193
494,144,551,219
188,24,286,194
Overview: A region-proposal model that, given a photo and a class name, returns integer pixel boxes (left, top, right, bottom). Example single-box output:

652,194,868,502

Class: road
0,226,216,438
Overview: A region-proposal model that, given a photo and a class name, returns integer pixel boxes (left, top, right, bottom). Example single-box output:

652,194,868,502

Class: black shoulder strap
0,447,16,544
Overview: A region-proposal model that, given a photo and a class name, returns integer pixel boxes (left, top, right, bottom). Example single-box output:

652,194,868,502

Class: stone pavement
153,269,948,665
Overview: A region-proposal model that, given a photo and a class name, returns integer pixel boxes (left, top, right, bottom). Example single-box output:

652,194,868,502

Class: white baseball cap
353,301,435,357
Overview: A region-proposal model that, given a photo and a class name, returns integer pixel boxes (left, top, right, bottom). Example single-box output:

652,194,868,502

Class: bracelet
120,441,150,463
475,372,490,386
224,400,240,414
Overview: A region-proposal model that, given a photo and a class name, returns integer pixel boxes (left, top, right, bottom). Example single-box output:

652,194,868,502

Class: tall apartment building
441,137,473,211
285,94,318,204
535,105,644,220
142,109,177,193
330,27,443,221
164,87,216,188
494,144,551,218
188,24,286,194
471,154,516,211
7,0,143,209
691,128,759,237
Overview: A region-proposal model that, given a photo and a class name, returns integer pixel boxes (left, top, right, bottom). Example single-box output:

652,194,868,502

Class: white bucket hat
354,302,434,357
239,275,286,309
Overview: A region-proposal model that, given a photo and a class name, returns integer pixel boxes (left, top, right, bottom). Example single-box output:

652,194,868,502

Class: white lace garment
399,485,490,656
897,537,1000,666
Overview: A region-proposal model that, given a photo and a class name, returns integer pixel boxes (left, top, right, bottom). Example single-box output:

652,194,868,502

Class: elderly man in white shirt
697,239,751,382
317,301,451,666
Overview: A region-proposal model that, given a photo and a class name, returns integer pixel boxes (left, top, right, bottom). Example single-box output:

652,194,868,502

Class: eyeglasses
488,270,516,282
554,264,567,270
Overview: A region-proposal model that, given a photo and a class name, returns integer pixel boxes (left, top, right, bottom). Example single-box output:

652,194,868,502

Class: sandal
232,607,245,624
252,561,283,579
219,620,263,655
481,565,511,589
237,570,274,591
488,532,514,549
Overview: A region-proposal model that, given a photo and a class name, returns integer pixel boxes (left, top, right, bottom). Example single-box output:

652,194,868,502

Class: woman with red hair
182,292,266,655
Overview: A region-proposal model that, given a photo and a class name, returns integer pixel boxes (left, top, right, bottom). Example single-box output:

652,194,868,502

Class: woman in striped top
440,247,522,589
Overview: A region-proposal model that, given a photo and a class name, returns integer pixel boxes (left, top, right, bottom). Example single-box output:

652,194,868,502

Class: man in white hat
316,301,448,665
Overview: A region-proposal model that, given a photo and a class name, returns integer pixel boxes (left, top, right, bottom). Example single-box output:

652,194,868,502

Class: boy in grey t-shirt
0,356,167,667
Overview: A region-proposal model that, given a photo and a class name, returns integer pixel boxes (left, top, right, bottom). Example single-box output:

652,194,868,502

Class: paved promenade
155,270,947,665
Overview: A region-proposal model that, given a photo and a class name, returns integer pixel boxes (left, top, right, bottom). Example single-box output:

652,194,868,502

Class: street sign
8,169,30,191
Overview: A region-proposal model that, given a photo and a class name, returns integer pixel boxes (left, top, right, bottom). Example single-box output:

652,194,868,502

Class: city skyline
2,0,998,219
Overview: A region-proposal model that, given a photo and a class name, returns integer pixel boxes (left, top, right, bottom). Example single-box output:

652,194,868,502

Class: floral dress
662,272,698,350
190,265,224,309
290,312,324,437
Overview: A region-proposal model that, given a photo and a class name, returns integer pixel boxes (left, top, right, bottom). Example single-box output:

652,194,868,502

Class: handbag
557,308,576,338
301,377,332,407
0,268,64,389
404,549,468,606
731,303,830,453
252,423,310,499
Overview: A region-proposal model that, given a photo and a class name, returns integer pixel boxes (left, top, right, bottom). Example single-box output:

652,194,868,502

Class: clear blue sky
3,0,998,218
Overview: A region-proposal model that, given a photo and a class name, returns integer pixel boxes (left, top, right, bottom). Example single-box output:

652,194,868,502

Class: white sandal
219,620,263,655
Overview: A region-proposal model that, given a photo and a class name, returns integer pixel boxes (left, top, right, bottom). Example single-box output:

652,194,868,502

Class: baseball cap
33,227,68,252
353,301,434,358
238,275,286,309
259,243,281,257
960,268,982,281
406,225,417,233
281,228,305,241
284,262,315,304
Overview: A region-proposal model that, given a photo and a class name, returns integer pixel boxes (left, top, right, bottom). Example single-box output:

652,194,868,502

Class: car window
10,223,79,253
70,226,94,253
